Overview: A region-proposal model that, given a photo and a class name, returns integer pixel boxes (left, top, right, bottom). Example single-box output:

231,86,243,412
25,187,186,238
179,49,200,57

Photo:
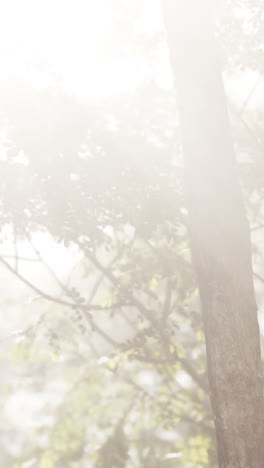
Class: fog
0,1,264,467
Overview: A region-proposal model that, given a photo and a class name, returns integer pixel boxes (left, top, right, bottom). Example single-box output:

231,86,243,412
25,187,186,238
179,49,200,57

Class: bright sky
0,0,165,99
0,0,260,103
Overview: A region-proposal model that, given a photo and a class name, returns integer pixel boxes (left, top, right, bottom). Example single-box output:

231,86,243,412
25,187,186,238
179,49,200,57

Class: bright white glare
4,383,67,429
0,0,163,99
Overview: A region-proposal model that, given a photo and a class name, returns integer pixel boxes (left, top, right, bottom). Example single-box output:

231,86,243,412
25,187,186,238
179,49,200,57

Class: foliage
0,1,263,467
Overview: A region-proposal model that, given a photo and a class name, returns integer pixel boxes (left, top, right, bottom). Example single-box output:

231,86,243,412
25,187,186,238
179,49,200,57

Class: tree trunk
162,1,264,466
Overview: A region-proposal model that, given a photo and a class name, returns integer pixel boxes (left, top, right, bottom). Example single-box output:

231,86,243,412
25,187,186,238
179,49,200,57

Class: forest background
0,0,264,467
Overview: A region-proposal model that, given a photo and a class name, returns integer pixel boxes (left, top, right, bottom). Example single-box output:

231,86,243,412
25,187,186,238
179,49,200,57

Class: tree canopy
0,1,264,467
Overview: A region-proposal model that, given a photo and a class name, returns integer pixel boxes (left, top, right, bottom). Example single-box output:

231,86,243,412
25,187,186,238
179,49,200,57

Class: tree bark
162,1,264,467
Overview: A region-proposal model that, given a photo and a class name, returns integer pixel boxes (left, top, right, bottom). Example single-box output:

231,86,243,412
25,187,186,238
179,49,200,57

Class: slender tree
162,1,264,466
